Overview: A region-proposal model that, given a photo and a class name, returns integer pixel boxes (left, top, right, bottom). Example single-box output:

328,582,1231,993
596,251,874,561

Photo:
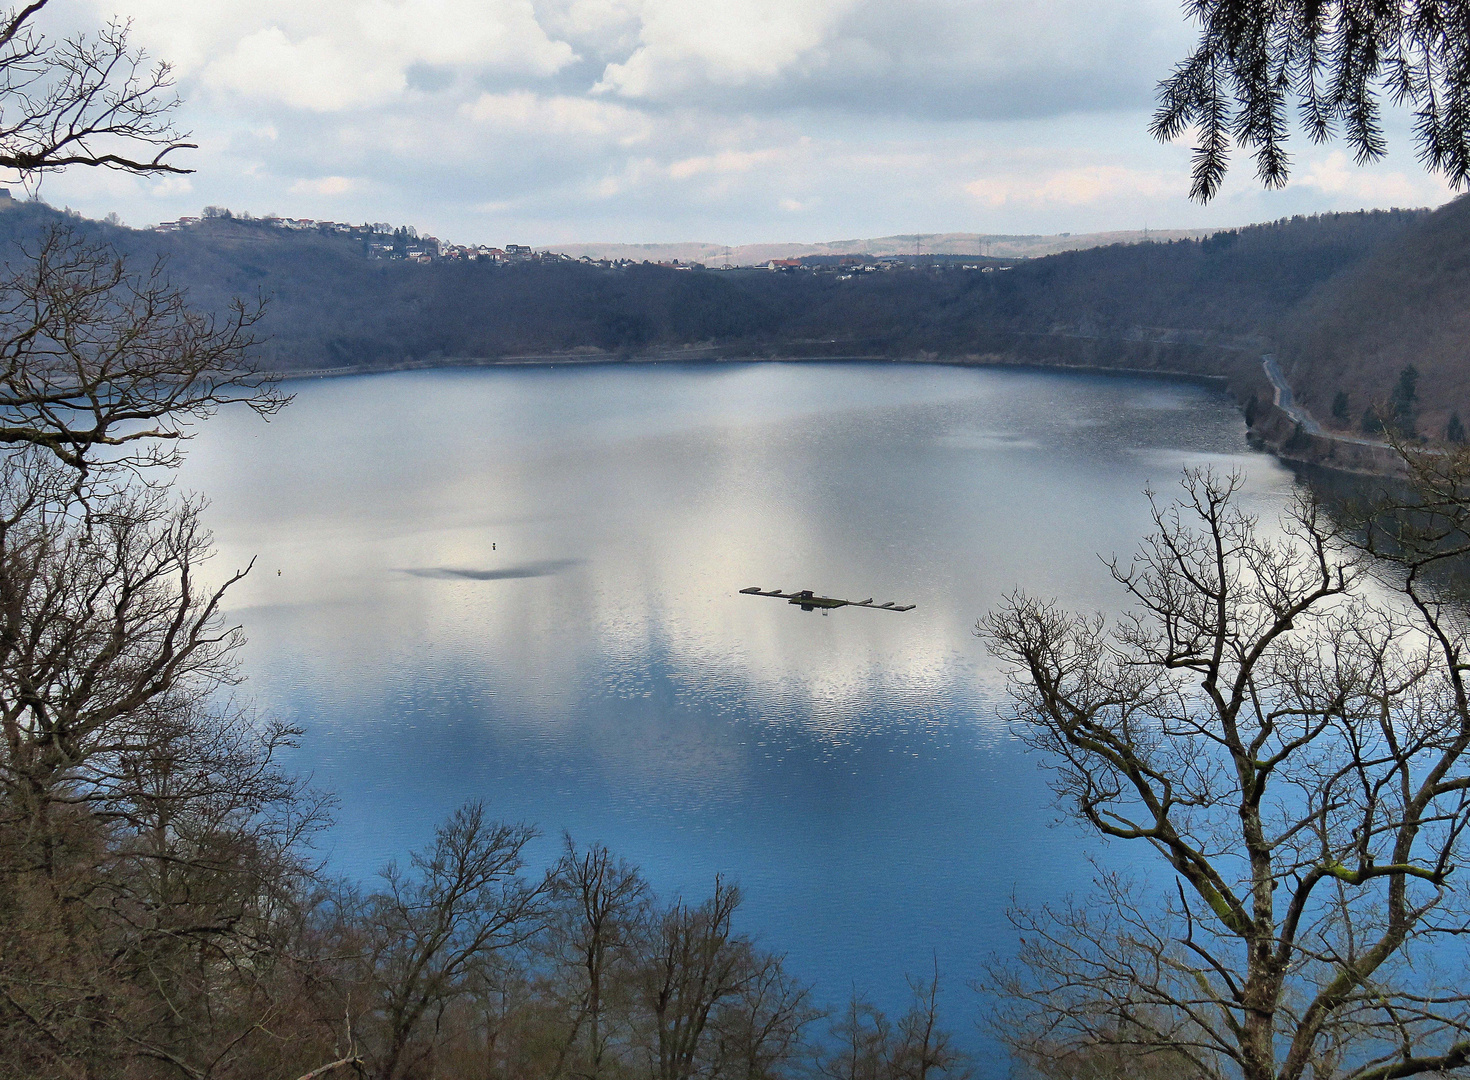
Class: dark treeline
0,198,1427,379
4,732,969,1080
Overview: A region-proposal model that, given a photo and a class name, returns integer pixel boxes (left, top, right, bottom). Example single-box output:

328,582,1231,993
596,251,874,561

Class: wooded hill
1275,193,1470,441
0,195,1456,435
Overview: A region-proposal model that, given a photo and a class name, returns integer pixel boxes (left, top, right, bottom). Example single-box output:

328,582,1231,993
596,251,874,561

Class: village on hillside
149,208,1016,275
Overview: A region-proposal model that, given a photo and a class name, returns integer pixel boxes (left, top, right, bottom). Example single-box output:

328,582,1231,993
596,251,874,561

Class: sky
34,0,1461,246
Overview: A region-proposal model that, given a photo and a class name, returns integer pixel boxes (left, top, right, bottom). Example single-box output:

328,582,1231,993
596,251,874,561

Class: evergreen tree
1331,390,1350,423
1158,0,1470,200
1448,412,1466,444
1390,364,1420,433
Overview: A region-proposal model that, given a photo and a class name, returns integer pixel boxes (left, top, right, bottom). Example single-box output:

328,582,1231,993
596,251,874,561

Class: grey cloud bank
40,0,1458,243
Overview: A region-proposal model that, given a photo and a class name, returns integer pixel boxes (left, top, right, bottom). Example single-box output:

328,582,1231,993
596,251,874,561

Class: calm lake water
176,361,1298,1063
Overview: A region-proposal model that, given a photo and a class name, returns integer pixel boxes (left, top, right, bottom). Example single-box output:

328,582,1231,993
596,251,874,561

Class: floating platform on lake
740,587,915,613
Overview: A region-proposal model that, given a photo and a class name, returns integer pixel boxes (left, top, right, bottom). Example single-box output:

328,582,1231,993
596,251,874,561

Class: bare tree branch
980,466,1470,1080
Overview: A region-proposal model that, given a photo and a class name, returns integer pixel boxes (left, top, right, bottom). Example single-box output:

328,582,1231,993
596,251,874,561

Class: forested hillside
0,195,1449,427
1275,194,1470,441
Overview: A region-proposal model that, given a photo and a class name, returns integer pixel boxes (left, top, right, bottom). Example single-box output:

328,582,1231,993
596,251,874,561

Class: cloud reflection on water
174,362,1300,1044
400,558,583,581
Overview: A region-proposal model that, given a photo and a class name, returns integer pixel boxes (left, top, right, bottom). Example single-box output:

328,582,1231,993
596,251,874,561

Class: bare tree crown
0,2,284,485
0,226,283,481
0,0,193,181
980,469,1470,1080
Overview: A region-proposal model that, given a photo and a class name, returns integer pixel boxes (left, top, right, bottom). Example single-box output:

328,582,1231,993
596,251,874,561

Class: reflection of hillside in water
175,361,1301,1029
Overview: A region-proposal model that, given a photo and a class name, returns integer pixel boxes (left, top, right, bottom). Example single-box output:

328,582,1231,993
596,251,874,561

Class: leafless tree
0,226,280,482
890,963,969,1080
633,876,752,1080
0,457,251,843
340,803,544,1080
1357,434,1470,598
819,991,893,1080
0,1,281,488
816,971,969,1080
979,468,1470,1080
0,0,193,180
544,836,651,1080
0,448,336,1078
706,949,823,1080
0,710,329,1079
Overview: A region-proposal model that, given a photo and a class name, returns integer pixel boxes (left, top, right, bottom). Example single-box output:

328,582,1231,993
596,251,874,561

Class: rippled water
176,361,1299,1059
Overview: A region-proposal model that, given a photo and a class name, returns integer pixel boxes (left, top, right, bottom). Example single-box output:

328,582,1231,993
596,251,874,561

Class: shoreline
1253,355,1404,477
275,350,1232,387
269,350,1404,479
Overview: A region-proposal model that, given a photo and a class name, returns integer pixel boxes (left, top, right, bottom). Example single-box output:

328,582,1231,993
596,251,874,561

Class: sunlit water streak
175,361,1299,1067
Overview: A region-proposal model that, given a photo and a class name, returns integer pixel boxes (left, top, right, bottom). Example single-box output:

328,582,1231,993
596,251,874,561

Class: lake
176,360,1298,1062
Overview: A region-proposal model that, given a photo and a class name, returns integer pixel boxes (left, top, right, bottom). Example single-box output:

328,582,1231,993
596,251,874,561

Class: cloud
289,175,358,196
121,0,577,112
966,165,1177,207
109,0,1185,120
588,0,1186,119
150,176,194,198
206,27,398,112
594,0,861,97
531,0,642,56
1292,150,1450,204
460,91,651,144
54,0,1453,244
667,147,789,180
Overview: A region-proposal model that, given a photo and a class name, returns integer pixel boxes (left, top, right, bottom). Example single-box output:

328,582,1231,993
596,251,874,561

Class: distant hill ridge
0,195,1462,471
549,229,1221,265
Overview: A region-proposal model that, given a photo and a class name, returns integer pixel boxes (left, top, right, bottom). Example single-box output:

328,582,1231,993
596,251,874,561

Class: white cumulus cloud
966,165,1177,207
105,0,577,112
595,0,862,97
460,91,652,144
1292,150,1451,204
289,175,359,196
49,0,1453,244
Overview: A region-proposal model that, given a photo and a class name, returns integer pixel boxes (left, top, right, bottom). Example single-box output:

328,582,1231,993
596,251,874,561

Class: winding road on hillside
1262,355,1391,450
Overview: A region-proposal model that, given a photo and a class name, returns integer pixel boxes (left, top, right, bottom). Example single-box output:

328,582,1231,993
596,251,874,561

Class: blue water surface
176,361,1299,1068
